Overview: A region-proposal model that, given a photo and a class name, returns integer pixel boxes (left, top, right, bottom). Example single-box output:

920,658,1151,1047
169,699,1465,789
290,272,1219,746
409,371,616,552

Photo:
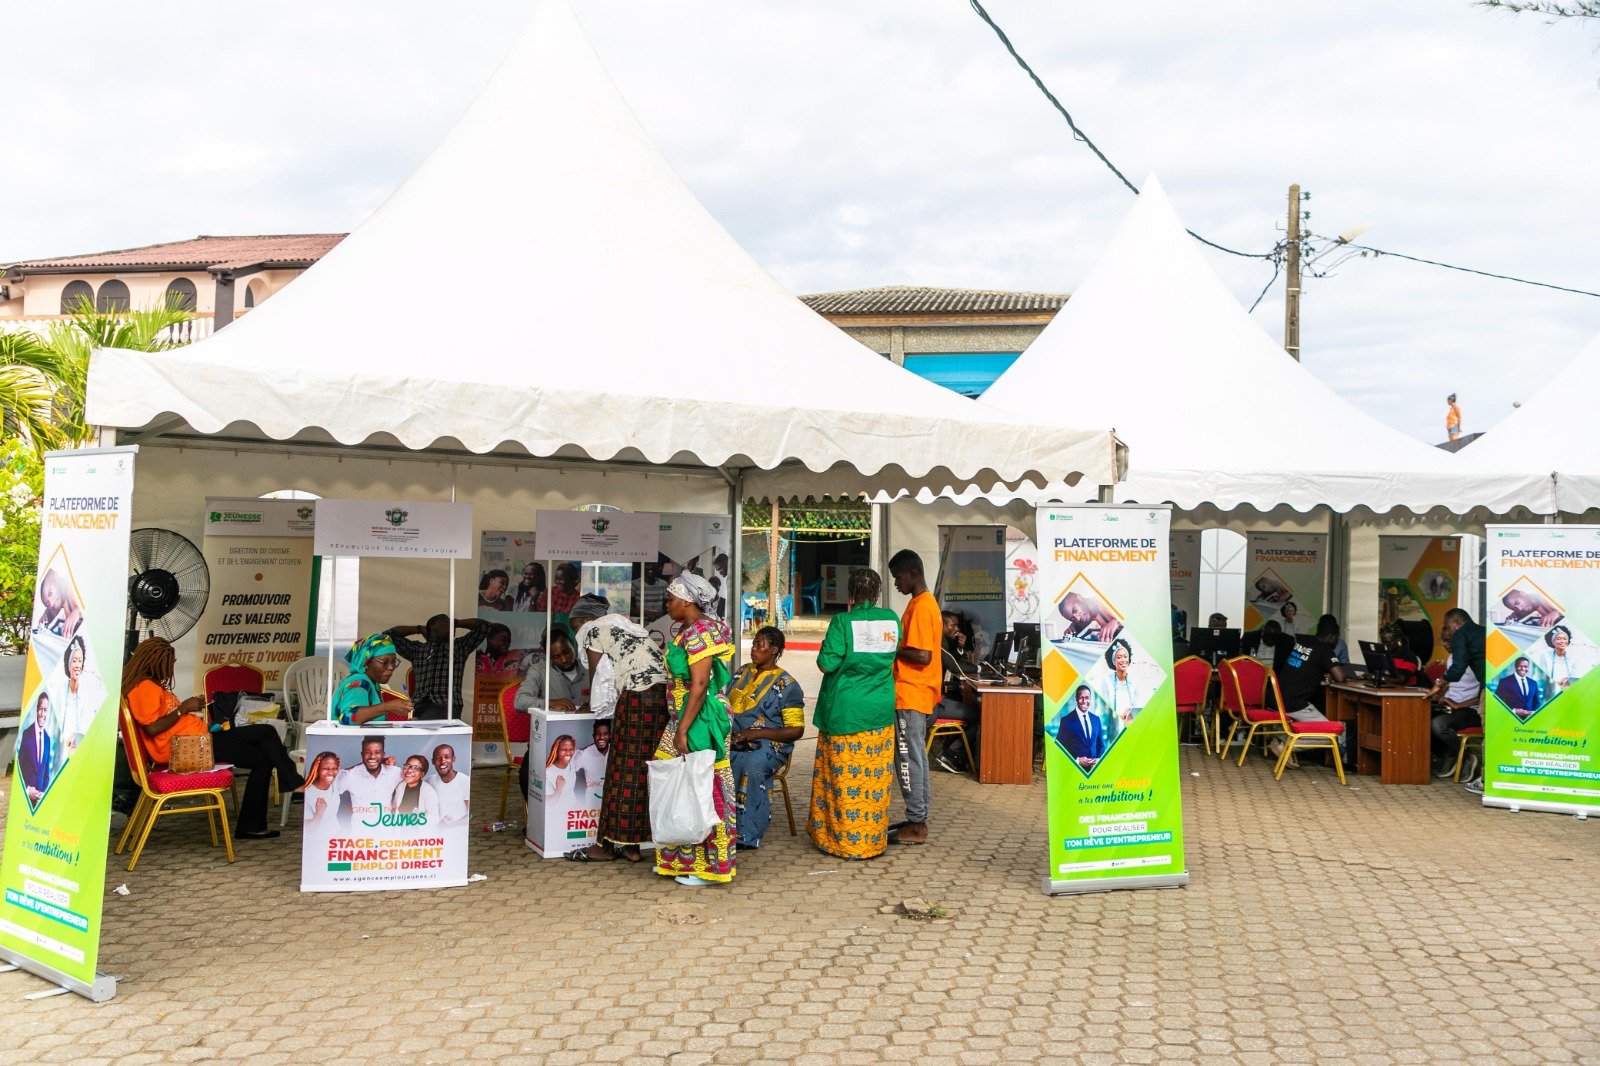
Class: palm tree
0,332,68,452
43,298,194,446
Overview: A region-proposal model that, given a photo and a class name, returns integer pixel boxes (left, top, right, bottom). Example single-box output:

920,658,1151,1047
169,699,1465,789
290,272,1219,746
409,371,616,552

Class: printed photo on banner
300,727,470,891
1045,575,1166,776
1488,577,1595,711
16,552,109,814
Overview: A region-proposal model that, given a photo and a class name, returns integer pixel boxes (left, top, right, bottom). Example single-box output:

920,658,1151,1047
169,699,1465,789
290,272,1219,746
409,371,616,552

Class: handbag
168,731,214,775
647,749,718,845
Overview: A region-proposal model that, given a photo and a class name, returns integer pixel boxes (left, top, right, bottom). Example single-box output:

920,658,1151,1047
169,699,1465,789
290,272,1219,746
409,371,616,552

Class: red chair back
1424,661,1445,685
1173,656,1211,712
1222,656,1269,712
499,683,531,745
204,662,266,702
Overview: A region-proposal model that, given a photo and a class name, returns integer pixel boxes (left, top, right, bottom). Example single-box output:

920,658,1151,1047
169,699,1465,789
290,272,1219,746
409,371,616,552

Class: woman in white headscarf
653,573,739,887
568,595,668,864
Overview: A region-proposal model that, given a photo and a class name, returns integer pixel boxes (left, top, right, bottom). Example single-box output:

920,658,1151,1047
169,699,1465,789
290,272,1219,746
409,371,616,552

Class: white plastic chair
278,656,350,827
280,656,350,748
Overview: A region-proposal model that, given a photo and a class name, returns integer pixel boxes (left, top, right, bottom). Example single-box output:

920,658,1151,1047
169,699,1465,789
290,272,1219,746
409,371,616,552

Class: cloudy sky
6,1,1598,443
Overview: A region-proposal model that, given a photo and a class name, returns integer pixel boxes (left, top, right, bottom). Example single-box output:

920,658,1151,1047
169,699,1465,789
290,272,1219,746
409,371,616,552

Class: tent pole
325,555,337,719
729,470,744,665
768,498,781,627
447,470,457,721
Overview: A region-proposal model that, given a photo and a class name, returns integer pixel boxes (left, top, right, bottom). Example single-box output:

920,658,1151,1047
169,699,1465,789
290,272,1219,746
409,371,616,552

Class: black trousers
411,697,449,721
210,724,304,832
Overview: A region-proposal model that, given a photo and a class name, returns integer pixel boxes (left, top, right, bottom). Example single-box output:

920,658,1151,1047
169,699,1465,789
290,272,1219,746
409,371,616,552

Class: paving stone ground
2,649,1597,1064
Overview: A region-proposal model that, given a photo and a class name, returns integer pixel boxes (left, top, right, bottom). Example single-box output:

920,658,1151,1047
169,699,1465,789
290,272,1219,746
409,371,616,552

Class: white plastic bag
647,749,718,846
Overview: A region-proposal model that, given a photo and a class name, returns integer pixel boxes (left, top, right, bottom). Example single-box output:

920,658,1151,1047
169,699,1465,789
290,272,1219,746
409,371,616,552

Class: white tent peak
979,175,1548,515
1463,329,1596,510
86,0,1118,496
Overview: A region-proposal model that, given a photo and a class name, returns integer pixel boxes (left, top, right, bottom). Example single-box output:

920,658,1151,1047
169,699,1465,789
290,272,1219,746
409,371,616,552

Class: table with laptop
1323,639,1434,784
944,623,1043,785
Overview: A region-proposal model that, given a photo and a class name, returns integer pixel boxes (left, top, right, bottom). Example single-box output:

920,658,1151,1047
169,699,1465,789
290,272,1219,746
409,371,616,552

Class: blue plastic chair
800,579,821,615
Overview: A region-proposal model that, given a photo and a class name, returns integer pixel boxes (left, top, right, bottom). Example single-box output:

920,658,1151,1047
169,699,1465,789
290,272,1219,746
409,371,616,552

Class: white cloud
3,0,1597,443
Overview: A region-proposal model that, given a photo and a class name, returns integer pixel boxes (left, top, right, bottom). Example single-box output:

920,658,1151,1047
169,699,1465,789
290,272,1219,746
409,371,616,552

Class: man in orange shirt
1445,393,1461,441
888,549,941,845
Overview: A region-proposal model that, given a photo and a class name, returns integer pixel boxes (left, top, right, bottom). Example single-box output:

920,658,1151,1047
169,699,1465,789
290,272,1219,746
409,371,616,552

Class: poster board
1378,536,1459,665
1169,530,1202,640
524,710,606,858
300,722,472,891
643,513,731,648
936,526,1008,660
1480,525,1600,817
191,498,317,694
1037,504,1186,896
0,446,136,1000
1243,533,1326,635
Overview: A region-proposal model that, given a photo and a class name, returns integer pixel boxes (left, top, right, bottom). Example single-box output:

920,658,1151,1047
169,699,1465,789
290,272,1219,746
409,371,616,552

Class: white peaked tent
977,176,1550,516
84,0,1118,501
1463,331,1600,513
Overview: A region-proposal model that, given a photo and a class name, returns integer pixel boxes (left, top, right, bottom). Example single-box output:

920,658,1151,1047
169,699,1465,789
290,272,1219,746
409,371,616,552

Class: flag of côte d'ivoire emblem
385,508,409,527
591,517,610,534
297,506,314,521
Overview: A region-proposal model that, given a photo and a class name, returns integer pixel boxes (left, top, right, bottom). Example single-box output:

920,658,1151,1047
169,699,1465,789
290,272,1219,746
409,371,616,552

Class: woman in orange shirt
122,638,304,840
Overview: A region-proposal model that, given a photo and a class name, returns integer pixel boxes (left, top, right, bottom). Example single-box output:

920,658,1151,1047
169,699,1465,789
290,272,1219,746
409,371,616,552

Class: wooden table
1324,681,1434,785
961,679,1043,785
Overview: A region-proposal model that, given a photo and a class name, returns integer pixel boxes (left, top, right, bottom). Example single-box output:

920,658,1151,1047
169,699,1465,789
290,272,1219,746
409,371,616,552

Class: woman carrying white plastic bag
647,748,719,845
650,575,738,886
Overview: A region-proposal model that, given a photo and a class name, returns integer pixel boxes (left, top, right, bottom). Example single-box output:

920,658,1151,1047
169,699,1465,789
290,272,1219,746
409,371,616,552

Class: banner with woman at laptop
1037,504,1186,896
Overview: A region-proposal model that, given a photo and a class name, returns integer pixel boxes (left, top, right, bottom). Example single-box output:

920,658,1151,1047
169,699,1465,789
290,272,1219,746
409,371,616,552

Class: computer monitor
1359,640,1396,682
1011,623,1041,670
988,632,1015,669
1189,627,1241,663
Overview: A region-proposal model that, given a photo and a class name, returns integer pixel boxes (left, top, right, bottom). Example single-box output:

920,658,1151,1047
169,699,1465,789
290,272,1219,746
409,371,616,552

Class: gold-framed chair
1173,655,1214,755
1217,656,1285,765
116,701,236,871
1265,671,1346,785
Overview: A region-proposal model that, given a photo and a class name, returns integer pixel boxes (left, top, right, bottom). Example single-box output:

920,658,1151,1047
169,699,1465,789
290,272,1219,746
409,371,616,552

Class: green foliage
0,442,44,653
0,332,68,452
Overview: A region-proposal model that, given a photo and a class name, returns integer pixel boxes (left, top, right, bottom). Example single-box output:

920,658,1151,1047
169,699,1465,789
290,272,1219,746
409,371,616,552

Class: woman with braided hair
123,637,304,840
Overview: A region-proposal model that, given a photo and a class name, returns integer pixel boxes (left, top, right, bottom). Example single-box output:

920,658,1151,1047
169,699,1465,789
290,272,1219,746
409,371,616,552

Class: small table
961,679,1043,785
1324,682,1434,785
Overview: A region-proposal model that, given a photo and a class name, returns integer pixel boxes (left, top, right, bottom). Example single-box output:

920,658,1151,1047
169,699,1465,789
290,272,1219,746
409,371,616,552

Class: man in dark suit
1495,657,1541,719
1057,685,1107,771
17,693,55,805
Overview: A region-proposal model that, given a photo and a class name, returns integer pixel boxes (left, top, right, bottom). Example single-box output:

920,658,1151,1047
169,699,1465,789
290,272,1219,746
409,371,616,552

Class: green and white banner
1037,504,1187,895
0,446,136,1000
1482,525,1600,817
1244,532,1325,636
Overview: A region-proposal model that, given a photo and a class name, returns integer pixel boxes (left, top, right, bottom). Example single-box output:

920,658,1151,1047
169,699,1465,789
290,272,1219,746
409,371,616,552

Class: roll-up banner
1037,504,1187,896
1168,531,1202,640
191,498,317,695
646,514,733,648
1378,536,1460,665
1244,533,1326,636
0,446,136,1001
936,526,1007,660
1481,525,1600,817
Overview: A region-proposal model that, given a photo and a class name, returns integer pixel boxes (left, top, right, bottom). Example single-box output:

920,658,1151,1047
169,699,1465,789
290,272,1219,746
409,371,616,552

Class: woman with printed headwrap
653,573,738,886
333,634,414,727
569,595,668,863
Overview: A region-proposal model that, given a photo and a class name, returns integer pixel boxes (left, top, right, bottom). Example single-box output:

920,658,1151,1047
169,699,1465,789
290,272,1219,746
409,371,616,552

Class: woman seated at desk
333,634,415,726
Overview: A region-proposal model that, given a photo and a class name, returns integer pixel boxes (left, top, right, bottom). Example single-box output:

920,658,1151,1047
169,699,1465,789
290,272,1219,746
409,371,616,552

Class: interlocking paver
1,647,1598,1062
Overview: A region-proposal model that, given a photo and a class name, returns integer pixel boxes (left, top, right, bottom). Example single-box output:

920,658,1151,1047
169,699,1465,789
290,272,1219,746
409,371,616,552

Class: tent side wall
132,442,729,675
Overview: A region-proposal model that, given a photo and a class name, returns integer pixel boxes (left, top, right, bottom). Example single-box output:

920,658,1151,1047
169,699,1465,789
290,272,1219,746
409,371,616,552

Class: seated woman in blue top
333,634,414,726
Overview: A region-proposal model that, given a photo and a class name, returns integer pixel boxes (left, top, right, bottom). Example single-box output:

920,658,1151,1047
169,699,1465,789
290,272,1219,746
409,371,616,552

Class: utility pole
1283,183,1303,362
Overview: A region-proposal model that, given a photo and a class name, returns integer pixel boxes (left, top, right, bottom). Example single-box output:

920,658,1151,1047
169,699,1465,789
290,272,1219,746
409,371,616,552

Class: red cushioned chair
1217,656,1282,765
1173,656,1214,755
1452,725,1484,782
202,661,266,703
116,701,236,871
1266,670,1346,785
1424,661,1446,686
498,684,531,820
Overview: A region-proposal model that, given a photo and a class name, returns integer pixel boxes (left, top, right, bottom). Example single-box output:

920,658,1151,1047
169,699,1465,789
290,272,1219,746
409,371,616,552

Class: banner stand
1035,504,1189,897
1042,872,1188,897
0,950,116,1002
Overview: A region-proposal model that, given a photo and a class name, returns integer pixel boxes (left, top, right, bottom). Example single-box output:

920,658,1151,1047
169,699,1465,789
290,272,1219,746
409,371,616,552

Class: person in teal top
807,568,901,860
332,634,414,727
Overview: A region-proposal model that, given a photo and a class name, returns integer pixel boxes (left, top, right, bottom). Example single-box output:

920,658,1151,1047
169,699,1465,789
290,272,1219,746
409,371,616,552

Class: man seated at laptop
1428,608,1486,779
942,611,979,673
1260,618,1347,768
1378,624,1424,687
1241,620,1288,669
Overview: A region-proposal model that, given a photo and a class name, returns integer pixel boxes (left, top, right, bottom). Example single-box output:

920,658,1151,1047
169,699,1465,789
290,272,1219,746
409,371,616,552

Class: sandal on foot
565,846,616,863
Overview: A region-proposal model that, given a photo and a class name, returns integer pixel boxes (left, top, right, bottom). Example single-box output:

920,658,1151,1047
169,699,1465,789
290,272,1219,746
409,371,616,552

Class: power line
1325,240,1600,299
969,1,1600,302
966,0,1273,261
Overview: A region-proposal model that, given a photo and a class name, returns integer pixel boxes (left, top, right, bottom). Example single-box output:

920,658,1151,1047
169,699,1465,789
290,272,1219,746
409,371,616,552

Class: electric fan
125,527,210,658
